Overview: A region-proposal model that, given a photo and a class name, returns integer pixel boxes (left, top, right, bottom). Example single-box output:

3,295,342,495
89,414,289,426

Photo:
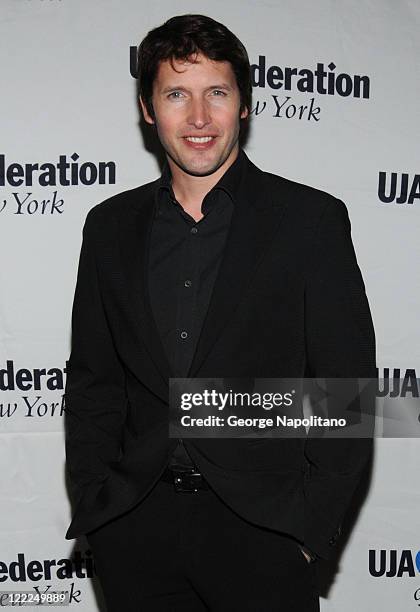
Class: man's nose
187,98,211,129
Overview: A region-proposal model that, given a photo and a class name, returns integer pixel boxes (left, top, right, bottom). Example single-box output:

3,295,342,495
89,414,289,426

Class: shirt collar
157,148,246,209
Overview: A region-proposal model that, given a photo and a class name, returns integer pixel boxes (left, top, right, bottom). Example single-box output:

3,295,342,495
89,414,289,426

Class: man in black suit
64,14,376,611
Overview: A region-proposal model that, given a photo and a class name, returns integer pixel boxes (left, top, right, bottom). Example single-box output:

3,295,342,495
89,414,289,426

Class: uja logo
376,368,419,398
369,549,420,577
378,172,420,204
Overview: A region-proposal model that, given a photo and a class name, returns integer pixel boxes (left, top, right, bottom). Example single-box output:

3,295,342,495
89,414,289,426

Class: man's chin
173,156,225,178
182,166,220,178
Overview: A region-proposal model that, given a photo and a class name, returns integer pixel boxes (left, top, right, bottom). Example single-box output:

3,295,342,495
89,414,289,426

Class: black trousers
86,478,320,611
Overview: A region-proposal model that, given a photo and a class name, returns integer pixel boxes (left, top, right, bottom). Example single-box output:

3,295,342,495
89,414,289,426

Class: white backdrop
1,1,419,610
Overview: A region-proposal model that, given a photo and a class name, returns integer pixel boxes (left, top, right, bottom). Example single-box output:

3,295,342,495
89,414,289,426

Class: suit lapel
118,183,172,395
188,155,288,376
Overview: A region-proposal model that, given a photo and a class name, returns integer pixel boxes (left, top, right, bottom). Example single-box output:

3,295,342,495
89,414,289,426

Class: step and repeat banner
1,1,419,610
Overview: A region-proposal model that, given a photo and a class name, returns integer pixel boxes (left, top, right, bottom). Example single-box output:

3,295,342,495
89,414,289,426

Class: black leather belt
160,466,210,492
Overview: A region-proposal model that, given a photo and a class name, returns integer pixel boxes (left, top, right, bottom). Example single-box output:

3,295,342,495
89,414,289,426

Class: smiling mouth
184,136,215,143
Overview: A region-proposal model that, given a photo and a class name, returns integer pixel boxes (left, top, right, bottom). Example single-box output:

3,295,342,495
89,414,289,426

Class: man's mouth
184,136,216,143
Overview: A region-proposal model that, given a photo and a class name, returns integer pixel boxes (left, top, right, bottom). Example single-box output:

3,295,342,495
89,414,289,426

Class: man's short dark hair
137,14,252,120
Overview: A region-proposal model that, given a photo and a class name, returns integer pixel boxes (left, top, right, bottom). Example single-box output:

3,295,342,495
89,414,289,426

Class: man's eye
168,91,183,99
212,90,226,96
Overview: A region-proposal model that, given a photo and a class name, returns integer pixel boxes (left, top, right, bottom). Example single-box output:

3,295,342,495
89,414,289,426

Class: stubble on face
145,54,248,179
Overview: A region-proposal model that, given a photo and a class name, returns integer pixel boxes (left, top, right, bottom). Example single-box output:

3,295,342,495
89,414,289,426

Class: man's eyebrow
160,83,234,94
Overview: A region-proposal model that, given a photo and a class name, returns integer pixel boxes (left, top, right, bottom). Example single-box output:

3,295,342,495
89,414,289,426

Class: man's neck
168,147,239,221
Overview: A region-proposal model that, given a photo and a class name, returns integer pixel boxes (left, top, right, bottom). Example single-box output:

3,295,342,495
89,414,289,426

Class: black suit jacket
64,151,376,560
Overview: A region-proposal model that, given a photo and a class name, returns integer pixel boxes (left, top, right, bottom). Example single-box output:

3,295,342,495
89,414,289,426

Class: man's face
140,53,248,177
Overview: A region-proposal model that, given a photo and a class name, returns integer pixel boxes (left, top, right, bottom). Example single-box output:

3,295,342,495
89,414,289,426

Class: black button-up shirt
148,149,245,468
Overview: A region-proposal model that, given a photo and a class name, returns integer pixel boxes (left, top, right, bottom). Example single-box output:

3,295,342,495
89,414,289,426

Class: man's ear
240,106,249,120
139,96,155,125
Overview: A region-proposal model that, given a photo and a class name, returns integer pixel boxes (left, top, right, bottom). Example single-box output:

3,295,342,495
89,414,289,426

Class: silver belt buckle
173,469,202,493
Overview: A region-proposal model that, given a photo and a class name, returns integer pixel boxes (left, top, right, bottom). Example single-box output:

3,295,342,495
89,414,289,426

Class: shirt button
180,331,188,339
184,280,192,288
190,226,198,234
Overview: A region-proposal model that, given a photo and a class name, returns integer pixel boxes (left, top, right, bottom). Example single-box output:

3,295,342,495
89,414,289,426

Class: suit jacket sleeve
65,208,127,508
302,197,376,560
